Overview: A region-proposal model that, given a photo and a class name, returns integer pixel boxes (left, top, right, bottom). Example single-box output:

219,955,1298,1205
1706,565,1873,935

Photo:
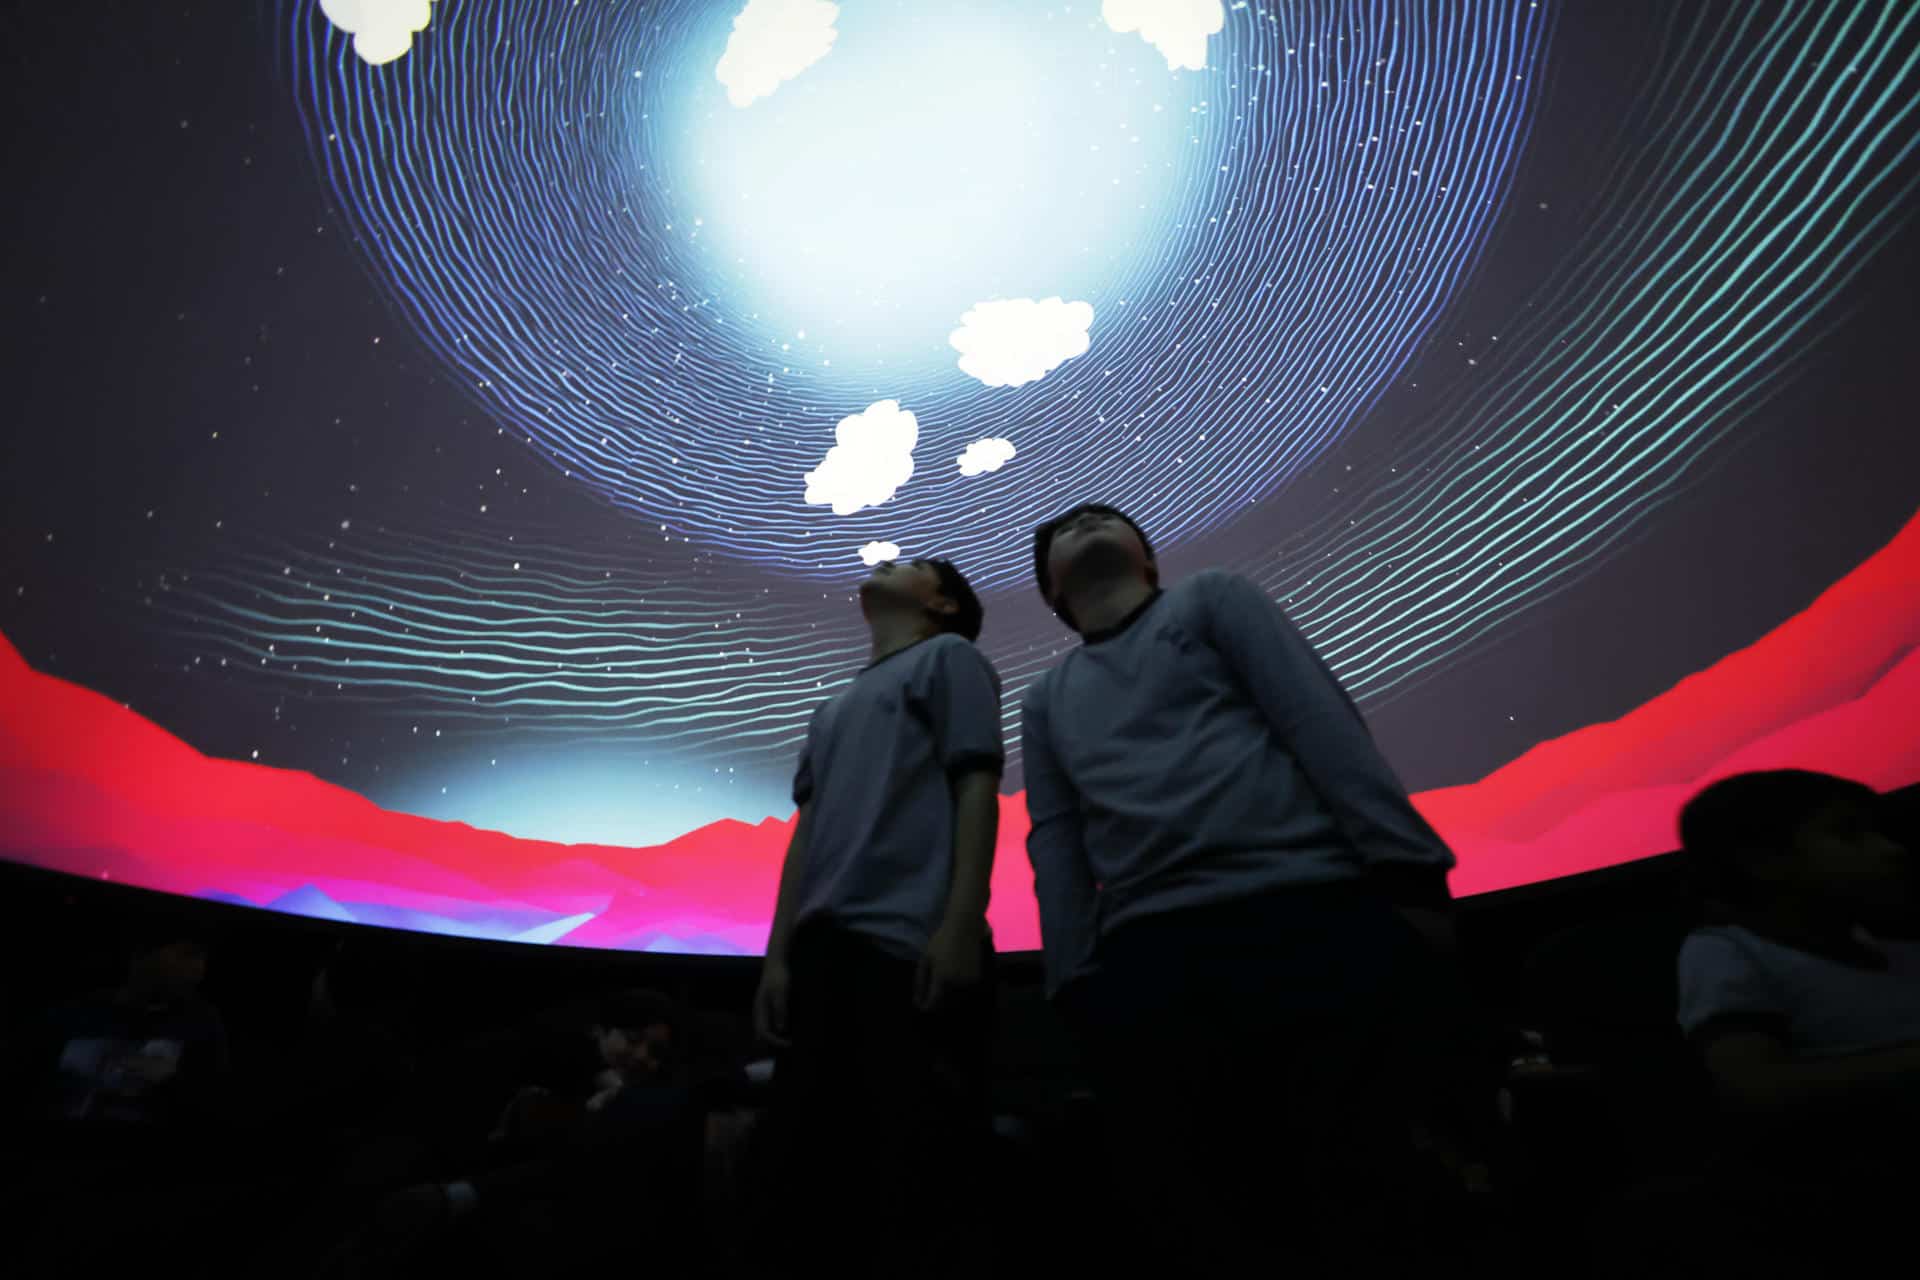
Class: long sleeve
791,709,819,807
1020,682,1101,997
1196,571,1455,905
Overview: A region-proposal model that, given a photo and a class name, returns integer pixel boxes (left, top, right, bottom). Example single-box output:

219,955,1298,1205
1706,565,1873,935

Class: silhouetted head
1032,503,1157,630
1679,770,1914,924
123,934,210,1004
859,556,984,642
591,988,678,1079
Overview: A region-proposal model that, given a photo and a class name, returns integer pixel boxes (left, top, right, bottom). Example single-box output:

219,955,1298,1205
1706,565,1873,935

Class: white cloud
859,541,902,566
957,438,1018,477
319,0,437,68
949,297,1094,389
716,0,840,109
803,400,918,516
1102,0,1224,72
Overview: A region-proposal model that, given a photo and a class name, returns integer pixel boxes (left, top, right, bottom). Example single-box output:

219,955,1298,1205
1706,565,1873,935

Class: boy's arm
764,801,814,967
1022,690,1101,1000
766,715,825,968
754,801,812,1049
1698,1025,1920,1114
915,641,1006,1010
1198,572,1455,909
918,770,1000,1010
938,769,1000,934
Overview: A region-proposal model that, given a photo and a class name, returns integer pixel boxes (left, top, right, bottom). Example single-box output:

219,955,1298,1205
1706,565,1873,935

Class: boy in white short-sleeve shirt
751,555,1002,1278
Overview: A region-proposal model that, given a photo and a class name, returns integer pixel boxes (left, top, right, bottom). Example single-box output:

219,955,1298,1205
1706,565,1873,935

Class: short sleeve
1676,930,1786,1040
912,637,1005,778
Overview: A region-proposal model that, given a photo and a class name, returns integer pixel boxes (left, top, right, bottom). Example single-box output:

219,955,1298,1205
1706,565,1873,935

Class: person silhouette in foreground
379,988,682,1228
1020,502,1477,1272
345,988,712,1277
14,928,237,1273
37,931,230,1140
752,556,1003,1278
1625,769,1920,1276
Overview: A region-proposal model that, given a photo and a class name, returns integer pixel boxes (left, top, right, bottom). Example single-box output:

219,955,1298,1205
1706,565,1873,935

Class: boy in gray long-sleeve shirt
1022,502,1479,1270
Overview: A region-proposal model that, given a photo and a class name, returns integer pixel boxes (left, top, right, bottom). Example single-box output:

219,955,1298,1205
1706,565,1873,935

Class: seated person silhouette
1620,769,1920,1276
13,928,236,1272
380,987,685,1240
35,929,230,1149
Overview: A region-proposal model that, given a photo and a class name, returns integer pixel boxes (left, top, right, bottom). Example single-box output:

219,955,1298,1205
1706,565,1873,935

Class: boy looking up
753,556,1003,1277
1021,502,1471,1269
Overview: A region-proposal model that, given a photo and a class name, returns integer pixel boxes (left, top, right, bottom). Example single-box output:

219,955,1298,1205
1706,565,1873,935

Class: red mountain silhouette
3,506,1916,951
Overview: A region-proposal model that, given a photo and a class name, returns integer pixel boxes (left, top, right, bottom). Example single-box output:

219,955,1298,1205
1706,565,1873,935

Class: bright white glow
715,0,840,109
674,5,1200,371
1102,0,1224,72
318,0,436,67
859,540,902,565
950,298,1093,388
956,438,1018,476
377,748,790,847
804,400,918,515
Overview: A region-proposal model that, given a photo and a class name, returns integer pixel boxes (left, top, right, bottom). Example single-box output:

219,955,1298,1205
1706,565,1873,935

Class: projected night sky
3,1,1917,952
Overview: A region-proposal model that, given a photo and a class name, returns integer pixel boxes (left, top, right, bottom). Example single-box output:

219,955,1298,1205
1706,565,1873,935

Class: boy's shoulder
1179,568,1279,615
909,631,996,677
1678,924,1817,987
1111,571,1254,635
1679,923,1764,963
1184,567,1244,593
1023,662,1060,713
917,631,978,659
861,633,998,697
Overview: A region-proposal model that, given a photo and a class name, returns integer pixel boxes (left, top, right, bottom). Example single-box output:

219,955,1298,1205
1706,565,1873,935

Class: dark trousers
1591,1122,1920,1278
1071,881,1492,1274
468,1082,703,1203
754,921,996,1278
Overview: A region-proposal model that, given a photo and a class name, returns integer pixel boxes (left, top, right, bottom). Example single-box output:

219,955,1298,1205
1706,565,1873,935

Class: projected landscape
3,0,1917,950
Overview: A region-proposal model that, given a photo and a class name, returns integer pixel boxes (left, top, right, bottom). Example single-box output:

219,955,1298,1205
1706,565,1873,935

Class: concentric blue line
282,0,1547,587
178,0,1918,791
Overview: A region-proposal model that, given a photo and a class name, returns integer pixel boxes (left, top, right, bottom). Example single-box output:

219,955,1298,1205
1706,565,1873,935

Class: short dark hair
921,557,984,642
1031,503,1155,626
116,916,210,962
1678,770,1879,905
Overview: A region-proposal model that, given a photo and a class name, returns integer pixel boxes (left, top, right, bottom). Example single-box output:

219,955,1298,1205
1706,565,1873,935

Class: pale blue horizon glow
372,746,793,846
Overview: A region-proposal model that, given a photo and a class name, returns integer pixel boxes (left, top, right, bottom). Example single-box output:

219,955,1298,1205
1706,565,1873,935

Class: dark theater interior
4,1,1917,1275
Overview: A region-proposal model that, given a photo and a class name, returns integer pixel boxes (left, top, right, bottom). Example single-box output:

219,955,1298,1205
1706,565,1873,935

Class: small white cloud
957,438,1018,477
1102,0,1225,72
716,0,840,108
950,297,1094,389
319,0,437,68
804,400,918,516
859,541,902,566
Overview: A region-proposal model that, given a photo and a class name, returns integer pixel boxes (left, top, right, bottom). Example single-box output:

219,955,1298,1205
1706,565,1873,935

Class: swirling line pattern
158,523,867,761
176,0,1917,791
1243,0,1919,704
285,0,1547,587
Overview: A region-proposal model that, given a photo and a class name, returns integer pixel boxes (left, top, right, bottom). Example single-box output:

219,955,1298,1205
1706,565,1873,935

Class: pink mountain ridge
3,508,1917,954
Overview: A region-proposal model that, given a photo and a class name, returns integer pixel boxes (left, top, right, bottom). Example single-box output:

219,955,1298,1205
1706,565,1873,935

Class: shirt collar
1081,588,1164,645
